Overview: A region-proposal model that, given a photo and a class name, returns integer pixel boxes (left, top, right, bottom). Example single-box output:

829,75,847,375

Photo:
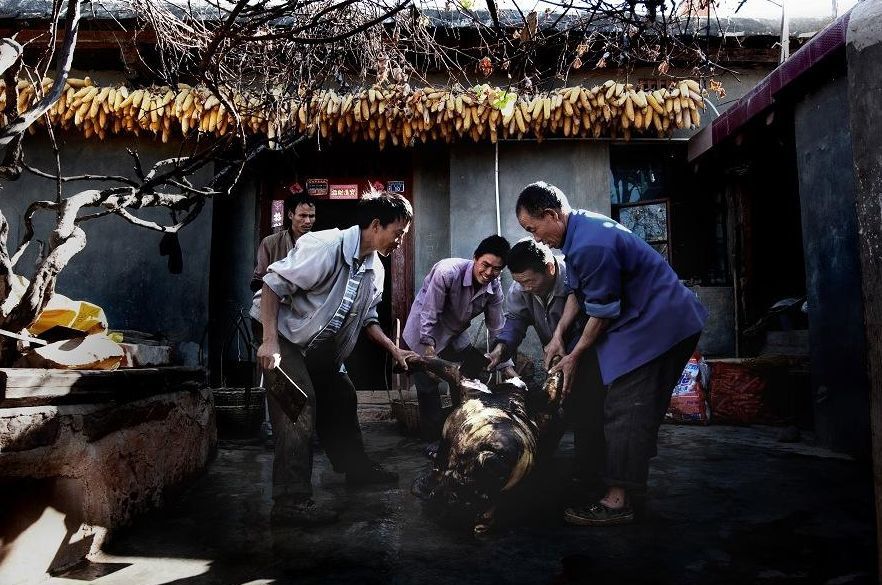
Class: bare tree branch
23,163,142,188
0,38,22,78
0,0,737,359
0,0,82,146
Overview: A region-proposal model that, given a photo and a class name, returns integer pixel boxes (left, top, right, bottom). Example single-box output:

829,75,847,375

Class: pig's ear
477,450,512,488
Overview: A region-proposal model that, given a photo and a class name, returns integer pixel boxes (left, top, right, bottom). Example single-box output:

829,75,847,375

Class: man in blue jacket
516,181,707,526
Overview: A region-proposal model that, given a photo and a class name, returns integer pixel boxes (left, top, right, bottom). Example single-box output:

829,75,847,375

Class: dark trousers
264,335,368,502
602,333,701,491
562,348,606,483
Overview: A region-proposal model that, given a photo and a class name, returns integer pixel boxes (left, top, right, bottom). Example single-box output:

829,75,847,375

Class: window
609,157,669,204
637,77,666,92
610,145,673,262
614,199,671,261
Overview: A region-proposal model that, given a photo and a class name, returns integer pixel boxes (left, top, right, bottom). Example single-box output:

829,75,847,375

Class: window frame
612,197,673,262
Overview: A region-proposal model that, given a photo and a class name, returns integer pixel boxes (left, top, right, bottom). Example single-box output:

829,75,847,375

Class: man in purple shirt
516,181,707,526
402,235,512,440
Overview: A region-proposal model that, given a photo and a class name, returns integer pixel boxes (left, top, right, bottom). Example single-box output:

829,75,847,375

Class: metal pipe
780,0,790,63
494,141,501,235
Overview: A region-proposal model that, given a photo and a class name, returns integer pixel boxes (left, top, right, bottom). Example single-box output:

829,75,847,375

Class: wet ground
46,410,877,585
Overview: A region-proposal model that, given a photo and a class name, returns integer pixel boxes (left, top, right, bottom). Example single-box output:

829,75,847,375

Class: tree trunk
0,335,19,366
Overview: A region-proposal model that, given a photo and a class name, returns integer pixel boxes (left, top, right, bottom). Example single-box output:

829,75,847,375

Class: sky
713,0,858,19
481,0,860,19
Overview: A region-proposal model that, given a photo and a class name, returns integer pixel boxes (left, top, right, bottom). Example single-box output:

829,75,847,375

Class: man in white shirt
257,191,415,526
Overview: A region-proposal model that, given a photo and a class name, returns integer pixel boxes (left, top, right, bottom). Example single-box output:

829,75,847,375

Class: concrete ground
44,396,877,585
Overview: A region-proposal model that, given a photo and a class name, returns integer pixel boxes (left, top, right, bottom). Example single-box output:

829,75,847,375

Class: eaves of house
687,11,850,161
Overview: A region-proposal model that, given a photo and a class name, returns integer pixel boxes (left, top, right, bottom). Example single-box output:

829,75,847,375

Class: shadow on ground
85,422,876,585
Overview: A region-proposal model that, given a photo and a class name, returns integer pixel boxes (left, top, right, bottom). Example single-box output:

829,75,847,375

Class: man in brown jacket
249,193,316,446
250,193,317,293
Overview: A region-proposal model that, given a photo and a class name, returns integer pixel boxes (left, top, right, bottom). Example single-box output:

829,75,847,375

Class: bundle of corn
1,77,248,143
2,77,707,147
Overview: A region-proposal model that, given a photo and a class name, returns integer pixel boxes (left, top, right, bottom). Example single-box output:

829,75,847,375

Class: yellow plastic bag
28,294,108,336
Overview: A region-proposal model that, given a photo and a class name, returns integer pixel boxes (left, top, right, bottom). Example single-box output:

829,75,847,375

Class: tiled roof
0,0,834,38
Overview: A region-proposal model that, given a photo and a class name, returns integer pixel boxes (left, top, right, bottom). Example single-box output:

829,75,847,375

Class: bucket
390,395,452,436
211,386,266,439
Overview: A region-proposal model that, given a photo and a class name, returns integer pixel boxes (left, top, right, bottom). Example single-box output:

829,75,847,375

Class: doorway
255,143,414,390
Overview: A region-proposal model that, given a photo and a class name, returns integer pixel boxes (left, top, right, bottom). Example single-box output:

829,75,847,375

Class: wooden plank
391,172,415,329
0,28,157,47
0,367,203,399
0,380,204,407
0,366,201,386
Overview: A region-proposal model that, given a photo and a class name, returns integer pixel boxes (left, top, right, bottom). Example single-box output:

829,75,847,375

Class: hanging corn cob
3,77,708,149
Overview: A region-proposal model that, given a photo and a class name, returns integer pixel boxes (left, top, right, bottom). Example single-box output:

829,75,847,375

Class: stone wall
405,140,611,368
11,132,214,366
794,70,870,456
0,368,216,584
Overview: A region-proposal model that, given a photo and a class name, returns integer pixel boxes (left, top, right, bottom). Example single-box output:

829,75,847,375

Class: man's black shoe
424,440,441,461
271,499,338,526
346,462,399,486
411,474,436,500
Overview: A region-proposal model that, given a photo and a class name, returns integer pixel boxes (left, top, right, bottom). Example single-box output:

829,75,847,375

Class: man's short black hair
515,181,569,217
283,193,316,228
358,191,414,229
473,235,511,264
507,238,554,274
285,192,316,215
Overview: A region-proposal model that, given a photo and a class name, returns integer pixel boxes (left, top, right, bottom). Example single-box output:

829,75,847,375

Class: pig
405,355,564,536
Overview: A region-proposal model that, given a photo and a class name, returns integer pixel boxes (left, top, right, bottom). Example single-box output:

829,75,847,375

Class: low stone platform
0,367,216,584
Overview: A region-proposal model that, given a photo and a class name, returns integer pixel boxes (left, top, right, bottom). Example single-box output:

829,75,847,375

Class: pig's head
435,378,537,511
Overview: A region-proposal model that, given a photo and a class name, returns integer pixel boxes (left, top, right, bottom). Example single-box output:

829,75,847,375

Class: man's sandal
563,501,635,526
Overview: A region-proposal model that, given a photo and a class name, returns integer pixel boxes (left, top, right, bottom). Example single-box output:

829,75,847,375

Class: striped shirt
307,256,367,351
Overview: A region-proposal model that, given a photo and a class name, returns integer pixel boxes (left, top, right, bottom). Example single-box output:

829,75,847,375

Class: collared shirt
402,258,505,356
249,229,295,320
307,255,368,351
263,226,382,364
561,209,708,385
493,257,586,359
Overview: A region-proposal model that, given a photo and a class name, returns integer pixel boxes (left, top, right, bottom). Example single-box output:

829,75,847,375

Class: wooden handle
394,318,404,402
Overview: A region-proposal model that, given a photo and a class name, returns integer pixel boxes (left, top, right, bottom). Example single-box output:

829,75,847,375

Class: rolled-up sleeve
264,241,331,300
362,272,383,329
568,244,622,320
362,302,381,328
484,280,505,338
251,237,272,291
